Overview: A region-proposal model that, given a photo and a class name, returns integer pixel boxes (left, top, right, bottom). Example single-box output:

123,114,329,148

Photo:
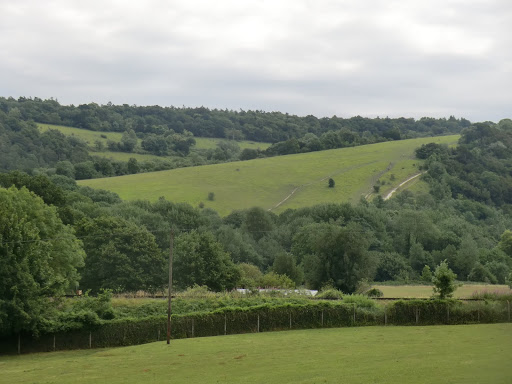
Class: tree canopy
0,186,85,336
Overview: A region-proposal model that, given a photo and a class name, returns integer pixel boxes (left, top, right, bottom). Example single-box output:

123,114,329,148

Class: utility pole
167,229,174,344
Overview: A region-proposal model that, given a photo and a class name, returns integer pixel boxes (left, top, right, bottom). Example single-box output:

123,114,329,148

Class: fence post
53,334,56,352
192,319,195,338
415,307,419,324
224,314,227,335
89,332,92,349
477,309,480,322
384,306,387,326
17,333,20,355
158,329,160,341
447,306,450,324
257,314,260,333
508,301,510,322
353,304,356,325
289,312,292,329
321,310,324,327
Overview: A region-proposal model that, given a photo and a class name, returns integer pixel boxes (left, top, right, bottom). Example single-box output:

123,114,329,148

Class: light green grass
78,135,458,215
373,284,512,299
90,151,168,162
1,324,510,384
37,123,270,152
38,123,124,146
194,137,270,150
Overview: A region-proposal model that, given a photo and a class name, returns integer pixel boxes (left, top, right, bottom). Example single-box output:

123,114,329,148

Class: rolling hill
78,135,458,215
37,123,270,157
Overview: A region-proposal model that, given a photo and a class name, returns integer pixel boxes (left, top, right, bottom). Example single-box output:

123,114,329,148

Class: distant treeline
1,96,470,143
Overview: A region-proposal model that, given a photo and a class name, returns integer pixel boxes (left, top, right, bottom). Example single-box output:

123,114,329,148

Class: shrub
365,288,383,298
315,288,343,300
432,260,458,299
342,294,376,308
421,265,433,283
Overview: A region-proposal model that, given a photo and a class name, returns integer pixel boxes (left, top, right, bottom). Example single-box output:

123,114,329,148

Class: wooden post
158,329,160,341
384,306,387,326
224,314,227,335
257,314,260,333
167,230,174,345
89,332,92,349
321,310,324,327
447,307,450,323
353,304,356,324
17,333,20,355
477,309,480,322
508,301,510,322
53,334,56,352
289,312,292,329
416,308,419,324
191,319,194,338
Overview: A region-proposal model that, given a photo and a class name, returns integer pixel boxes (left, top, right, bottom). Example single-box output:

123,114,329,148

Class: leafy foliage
432,260,458,299
174,231,239,291
0,186,85,336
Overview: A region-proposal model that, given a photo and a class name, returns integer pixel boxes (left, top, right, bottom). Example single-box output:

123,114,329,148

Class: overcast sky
1,0,511,121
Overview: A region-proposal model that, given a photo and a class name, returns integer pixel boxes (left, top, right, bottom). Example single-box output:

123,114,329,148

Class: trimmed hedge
1,300,510,354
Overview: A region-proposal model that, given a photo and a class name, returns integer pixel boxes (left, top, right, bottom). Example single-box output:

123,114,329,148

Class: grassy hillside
38,123,123,146
37,123,270,152
78,135,458,215
2,324,510,383
194,137,270,150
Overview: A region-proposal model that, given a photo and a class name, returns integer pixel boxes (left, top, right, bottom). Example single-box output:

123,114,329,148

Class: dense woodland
0,97,472,179
1,98,512,338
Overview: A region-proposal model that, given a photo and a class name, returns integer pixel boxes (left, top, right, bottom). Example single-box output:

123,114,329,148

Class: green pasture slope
37,123,270,152
79,135,458,215
2,324,511,384
38,123,124,146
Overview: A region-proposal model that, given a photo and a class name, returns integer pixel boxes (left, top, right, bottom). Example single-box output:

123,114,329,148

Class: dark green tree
272,252,303,285
294,222,375,292
0,186,85,336
120,129,137,152
173,231,239,291
76,216,165,293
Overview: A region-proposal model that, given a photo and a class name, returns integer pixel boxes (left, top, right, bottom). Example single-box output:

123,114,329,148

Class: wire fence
1,300,510,355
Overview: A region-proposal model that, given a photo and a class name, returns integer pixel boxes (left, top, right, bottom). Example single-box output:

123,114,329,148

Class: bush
432,260,458,299
365,288,383,298
342,294,376,308
315,288,343,300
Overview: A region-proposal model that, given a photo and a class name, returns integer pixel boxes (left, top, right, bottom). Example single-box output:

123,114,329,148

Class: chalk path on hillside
383,172,425,200
268,161,378,211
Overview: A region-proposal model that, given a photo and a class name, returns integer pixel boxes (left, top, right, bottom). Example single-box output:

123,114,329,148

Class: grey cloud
0,0,511,122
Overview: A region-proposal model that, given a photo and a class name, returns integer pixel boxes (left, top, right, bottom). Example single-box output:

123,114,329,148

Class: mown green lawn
1,324,510,384
79,135,458,215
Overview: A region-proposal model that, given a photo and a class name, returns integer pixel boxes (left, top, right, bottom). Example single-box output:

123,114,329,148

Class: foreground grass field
373,284,512,299
2,324,510,384
78,135,458,215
